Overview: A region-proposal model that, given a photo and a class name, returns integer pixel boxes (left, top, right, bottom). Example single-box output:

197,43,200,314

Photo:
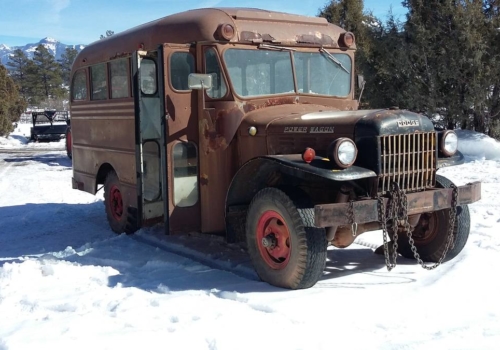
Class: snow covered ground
1,125,499,350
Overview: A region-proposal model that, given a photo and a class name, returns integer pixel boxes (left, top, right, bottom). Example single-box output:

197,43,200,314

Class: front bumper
314,182,481,228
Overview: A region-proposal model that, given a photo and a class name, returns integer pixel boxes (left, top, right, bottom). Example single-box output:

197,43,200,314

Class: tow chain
376,182,459,271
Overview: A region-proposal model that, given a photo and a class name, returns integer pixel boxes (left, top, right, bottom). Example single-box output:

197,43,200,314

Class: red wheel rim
66,130,72,154
256,210,291,270
109,185,123,221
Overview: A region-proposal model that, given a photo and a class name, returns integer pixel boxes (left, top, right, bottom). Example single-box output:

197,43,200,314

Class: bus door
132,50,168,232
162,44,201,233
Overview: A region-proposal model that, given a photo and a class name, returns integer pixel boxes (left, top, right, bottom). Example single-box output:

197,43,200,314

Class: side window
110,59,129,99
204,47,227,99
170,52,195,91
71,69,87,101
91,63,107,100
173,142,199,207
140,59,157,95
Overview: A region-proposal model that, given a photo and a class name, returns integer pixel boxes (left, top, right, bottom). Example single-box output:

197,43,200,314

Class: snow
1,127,500,349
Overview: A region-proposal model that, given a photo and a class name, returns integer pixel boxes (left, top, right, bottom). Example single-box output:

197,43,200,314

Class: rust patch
242,97,297,113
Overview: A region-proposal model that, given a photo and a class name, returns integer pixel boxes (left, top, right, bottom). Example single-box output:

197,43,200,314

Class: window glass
173,142,198,207
224,49,293,97
72,69,87,100
91,63,107,100
140,59,157,95
170,52,195,91
294,52,351,96
204,48,227,98
110,59,129,99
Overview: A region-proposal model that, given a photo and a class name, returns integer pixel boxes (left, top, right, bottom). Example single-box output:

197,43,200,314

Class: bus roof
73,7,347,70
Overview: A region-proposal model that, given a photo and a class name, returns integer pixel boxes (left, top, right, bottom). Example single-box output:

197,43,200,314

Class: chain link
347,200,358,237
377,182,459,271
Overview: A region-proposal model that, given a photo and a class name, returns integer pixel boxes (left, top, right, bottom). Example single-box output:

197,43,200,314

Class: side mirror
188,73,213,90
357,75,366,89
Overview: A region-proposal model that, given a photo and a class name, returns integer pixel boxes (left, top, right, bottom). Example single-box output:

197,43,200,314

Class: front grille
379,132,437,194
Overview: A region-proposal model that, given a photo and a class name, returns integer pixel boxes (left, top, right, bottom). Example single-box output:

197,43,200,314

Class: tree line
2,2,500,138
320,0,500,138
0,46,77,135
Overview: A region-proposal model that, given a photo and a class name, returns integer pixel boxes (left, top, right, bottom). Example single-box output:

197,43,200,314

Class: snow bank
0,122,65,149
456,129,500,161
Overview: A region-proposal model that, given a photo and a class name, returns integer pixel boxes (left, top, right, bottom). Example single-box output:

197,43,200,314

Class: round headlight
441,131,458,156
328,138,357,168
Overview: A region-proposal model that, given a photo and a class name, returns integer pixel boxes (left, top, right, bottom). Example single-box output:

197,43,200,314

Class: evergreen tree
58,47,78,86
100,30,115,39
6,49,31,99
367,11,411,108
483,0,500,137
319,0,372,73
403,0,489,130
0,64,27,136
31,44,65,102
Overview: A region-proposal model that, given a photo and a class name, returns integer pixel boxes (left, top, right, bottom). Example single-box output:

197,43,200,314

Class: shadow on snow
0,202,418,294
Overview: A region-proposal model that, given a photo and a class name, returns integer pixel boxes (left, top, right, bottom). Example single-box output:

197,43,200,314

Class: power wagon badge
284,126,335,133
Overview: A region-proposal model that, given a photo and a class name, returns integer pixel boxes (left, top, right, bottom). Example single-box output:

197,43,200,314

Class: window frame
172,141,199,208
90,63,109,101
109,58,131,99
71,68,89,101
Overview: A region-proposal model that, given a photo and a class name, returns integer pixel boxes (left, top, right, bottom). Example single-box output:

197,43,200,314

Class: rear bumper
314,182,481,228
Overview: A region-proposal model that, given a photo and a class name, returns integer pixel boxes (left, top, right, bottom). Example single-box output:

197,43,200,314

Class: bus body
70,8,481,289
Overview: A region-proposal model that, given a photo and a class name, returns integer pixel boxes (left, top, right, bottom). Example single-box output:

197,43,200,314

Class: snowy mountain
0,37,85,67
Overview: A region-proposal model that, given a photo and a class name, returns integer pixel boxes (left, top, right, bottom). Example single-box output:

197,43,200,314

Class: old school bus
69,8,481,289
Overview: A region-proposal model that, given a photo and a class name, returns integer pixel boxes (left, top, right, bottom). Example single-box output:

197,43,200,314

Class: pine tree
483,0,500,137
31,44,65,102
6,49,32,99
100,30,115,39
0,64,27,136
319,0,372,71
58,47,78,86
403,0,489,130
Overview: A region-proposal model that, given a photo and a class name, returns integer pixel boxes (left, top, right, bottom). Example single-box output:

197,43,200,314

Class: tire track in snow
131,233,260,283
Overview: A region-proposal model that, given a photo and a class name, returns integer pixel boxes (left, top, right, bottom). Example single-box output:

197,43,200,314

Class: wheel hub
109,185,123,220
256,210,291,270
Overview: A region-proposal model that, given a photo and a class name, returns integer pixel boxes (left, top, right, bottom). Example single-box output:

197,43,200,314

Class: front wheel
246,188,327,289
397,175,470,262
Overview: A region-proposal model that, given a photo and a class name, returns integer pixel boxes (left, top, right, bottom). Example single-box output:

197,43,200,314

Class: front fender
437,150,465,169
226,154,376,209
224,154,376,242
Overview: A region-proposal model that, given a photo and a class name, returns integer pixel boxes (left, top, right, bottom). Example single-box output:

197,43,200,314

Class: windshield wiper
320,47,349,73
258,44,296,51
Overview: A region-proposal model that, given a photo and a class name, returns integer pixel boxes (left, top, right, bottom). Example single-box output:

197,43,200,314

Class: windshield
223,48,352,98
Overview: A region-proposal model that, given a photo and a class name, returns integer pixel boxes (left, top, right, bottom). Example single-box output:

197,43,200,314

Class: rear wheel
104,171,128,233
396,175,470,262
246,188,327,289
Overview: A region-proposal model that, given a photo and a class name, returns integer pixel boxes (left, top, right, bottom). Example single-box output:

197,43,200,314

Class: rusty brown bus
69,7,481,289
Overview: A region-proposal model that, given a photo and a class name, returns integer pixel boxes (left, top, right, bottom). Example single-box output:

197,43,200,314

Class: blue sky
0,0,406,47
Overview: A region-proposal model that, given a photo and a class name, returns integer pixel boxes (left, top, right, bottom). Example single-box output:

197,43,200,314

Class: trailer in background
30,110,70,142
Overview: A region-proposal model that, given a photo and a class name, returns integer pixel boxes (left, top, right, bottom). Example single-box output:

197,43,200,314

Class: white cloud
46,0,70,19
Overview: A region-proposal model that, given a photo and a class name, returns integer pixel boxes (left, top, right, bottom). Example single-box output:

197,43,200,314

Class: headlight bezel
440,130,458,157
328,138,358,168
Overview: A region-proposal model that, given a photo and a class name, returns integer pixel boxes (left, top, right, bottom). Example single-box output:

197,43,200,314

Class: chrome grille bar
379,132,437,194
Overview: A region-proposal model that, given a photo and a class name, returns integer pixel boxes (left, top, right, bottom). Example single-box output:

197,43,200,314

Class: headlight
328,138,357,168
440,130,458,156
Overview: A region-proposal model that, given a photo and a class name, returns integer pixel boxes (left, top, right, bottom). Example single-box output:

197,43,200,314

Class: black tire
104,171,129,234
65,127,72,159
396,175,470,262
246,188,327,289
